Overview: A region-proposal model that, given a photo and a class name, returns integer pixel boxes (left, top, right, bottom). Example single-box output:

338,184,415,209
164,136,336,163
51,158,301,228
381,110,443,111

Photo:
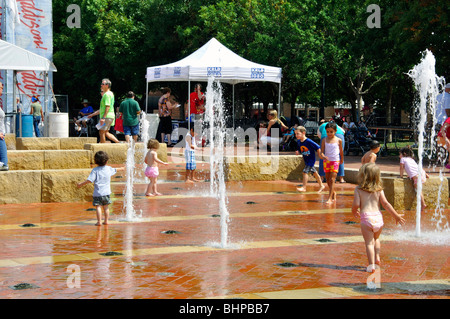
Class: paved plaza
0,154,448,304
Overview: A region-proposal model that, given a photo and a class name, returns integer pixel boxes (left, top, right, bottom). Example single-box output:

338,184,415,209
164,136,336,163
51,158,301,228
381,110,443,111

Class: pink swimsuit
360,211,384,232
145,166,159,178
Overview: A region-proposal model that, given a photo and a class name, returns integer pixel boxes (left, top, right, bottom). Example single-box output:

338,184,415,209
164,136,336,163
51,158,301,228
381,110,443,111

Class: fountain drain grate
10,283,39,290
275,262,299,268
161,230,180,234
315,238,336,243
99,251,123,256
20,223,38,227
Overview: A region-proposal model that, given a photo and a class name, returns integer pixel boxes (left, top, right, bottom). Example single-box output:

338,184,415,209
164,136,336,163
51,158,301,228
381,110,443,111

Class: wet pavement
0,154,448,302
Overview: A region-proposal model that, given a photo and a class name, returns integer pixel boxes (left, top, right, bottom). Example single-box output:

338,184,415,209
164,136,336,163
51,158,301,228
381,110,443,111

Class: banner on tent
251,68,265,79
1,0,53,114
0,2,5,111
207,67,222,78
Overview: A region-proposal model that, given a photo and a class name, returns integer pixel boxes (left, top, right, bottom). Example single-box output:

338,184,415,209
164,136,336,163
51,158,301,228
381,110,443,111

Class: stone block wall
8,150,91,170
226,155,304,181
382,176,448,211
0,169,94,204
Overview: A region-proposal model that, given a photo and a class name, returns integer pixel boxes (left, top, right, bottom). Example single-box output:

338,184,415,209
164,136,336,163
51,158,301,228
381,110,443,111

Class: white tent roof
0,39,57,72
146,38,281,84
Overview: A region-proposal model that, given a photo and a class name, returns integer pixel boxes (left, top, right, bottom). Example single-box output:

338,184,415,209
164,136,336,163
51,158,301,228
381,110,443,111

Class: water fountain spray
204,77,231,248
407,49,446,237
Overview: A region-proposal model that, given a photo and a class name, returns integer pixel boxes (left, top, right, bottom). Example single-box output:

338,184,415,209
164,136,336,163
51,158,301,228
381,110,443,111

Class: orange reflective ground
0,156,448,299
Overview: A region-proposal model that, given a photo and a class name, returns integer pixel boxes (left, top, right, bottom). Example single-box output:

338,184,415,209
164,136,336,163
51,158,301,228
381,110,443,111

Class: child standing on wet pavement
321,122,344,204
352,163,406,273
78,151,124,226
294,126,325,193
185,126,201,182
144,139,168,196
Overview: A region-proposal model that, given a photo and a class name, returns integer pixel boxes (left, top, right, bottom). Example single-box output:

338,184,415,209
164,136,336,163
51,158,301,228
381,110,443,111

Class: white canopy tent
0,39,57,72
145,38,282,126
0,39,57,135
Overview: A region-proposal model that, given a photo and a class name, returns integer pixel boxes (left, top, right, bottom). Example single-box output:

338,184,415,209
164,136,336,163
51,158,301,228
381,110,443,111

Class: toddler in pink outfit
399,146,429,210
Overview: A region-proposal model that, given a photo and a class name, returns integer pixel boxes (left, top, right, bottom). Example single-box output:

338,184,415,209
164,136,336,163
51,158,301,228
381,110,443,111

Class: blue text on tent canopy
173,67,181,77
207,67,222,77
251,68,265,79
154,68,161,78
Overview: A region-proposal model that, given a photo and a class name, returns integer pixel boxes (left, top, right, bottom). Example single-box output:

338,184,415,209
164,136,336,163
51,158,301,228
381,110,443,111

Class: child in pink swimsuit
352,163,406,273
144,139,168,196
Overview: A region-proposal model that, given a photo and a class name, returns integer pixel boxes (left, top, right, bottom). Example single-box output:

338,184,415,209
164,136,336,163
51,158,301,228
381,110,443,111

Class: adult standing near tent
157,87,177,146
30,95,43,137
0,82,8,171
188,84,205,123
119,91,141,143
98,78,119,144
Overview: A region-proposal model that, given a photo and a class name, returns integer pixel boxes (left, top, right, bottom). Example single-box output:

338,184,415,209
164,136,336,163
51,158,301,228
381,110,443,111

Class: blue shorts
185,149,196,170
303,165,317,174
123,124,139,136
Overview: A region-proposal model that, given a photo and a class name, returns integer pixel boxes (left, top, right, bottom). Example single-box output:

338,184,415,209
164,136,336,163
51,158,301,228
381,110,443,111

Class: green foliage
52,0,449,119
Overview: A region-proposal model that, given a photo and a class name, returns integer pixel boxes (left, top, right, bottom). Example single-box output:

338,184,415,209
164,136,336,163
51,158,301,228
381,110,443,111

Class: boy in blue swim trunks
295,126,325,193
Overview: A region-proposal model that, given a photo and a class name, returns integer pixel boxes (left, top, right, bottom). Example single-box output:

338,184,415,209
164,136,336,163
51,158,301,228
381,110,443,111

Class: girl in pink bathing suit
399,146,429,210
352,163,406,273
144,139,168,196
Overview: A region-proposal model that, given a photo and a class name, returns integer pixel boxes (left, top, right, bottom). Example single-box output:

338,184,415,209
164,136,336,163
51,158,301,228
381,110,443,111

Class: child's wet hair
295,126,306,133
357,163,383,192
399,145,414,158
147,138,160,149
94,151,109,166
370,140,380,150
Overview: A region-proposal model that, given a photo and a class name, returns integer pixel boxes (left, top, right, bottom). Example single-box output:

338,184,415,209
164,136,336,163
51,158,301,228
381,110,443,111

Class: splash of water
204,77,231,248
121,112,150,222
407,49,448,237
122,140,142,221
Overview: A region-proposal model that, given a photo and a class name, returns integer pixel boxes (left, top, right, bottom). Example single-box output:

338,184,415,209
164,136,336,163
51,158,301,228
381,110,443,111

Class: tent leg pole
188,80,191,131
232,84,235,130
145,81,149,113
278,82,281,117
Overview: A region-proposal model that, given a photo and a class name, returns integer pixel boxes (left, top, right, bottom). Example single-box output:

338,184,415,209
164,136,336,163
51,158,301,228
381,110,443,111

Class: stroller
279,126,298,151
344,126,373,155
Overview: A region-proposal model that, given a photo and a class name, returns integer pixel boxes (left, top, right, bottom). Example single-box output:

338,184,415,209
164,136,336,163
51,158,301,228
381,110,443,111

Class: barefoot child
361,140,381,165
321,122,344,204
144,139,168,196
77,151,124,226
352,163,406,272
294,126,325,193
185,126,201,182
399,146,429,210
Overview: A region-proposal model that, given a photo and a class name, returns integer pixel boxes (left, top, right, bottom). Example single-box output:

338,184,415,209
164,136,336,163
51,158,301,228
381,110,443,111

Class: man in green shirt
119,91,141,143
98,78,119,143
